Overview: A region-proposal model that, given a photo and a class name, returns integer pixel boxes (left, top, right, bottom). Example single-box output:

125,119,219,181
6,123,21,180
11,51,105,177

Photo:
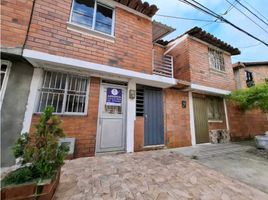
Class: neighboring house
1,0,35,167
1,0,267,167
233,61,268,89
229,61,268,140
156,27,240,148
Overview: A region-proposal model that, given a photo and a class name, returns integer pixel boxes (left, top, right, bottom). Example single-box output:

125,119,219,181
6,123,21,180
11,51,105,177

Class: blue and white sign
106,88,122,106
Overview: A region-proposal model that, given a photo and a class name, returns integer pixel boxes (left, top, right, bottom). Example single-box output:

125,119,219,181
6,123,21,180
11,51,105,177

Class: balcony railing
153,51,173,78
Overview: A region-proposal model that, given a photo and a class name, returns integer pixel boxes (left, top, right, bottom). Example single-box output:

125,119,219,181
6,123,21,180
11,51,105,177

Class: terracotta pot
1,169,61,200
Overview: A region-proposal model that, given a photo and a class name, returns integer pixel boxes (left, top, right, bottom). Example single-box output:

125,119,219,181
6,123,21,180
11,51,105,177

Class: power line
242,0,268,22
234,0,268,26
222,0,238,15
201,1,236,28
155,14,222,22
177,0,268,47
224,0,268,34
237,42,261,48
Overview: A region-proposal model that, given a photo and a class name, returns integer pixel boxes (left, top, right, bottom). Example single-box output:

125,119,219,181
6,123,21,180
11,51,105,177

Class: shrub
228,83,268,112
1,167,36,186
2,106,69,187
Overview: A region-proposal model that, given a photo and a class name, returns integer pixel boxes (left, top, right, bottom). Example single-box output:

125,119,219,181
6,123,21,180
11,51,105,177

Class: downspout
22,0,37,52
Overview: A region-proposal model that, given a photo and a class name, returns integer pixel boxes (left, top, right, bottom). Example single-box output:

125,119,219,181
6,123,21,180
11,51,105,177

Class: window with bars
136,87,144,116
37,71,89,114
208,48,225,71
245,70,255,87
70,0,114,35
1,61,11,91
1,60,11,108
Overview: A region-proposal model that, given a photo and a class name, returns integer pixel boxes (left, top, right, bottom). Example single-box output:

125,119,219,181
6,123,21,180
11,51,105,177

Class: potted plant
1,106,69,200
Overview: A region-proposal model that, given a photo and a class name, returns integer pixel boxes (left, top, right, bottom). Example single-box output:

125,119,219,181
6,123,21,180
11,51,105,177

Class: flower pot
1,169,61,200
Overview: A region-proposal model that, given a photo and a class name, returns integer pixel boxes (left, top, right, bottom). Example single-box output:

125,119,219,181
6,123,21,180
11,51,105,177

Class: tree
228,82,268,112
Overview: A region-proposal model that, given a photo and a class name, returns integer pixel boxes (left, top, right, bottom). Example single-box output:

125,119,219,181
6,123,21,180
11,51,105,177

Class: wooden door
193,97,209,144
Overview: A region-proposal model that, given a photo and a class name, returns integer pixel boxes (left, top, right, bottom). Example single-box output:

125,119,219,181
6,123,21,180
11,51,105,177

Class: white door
96,84,127,153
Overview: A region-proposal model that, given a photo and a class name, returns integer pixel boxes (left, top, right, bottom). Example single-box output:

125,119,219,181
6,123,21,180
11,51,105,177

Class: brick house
228,61,268,140
1,0,267,167
1,0,35,167
233,61,268,89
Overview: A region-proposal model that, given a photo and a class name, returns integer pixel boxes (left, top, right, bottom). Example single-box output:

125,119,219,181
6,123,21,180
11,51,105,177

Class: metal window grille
0,60,12,109
208,48,225,71
136,87,144,116
37,71,88,114
153,49,174,78
1,63,8,91
245,71,255,87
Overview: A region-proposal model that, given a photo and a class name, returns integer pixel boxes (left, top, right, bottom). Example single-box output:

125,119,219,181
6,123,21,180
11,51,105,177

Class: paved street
55,149,268,200
173,142,268,193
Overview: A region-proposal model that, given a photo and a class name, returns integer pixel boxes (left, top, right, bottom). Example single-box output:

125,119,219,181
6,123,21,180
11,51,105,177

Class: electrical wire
222,0,238,15
242,0,268,22
237,42,261,48
155,14,222,22
224,0,268,34
234,0,268,26
178,0,268,47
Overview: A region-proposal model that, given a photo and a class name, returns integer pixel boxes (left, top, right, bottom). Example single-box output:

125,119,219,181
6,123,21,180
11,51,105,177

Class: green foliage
1,167,36,186
12,133,29,159
3,106,69,187
228,83,268,112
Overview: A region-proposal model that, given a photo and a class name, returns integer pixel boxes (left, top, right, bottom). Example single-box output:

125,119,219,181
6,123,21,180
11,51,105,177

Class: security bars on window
208,48,225,71
37,71,88,114
136,87,144,116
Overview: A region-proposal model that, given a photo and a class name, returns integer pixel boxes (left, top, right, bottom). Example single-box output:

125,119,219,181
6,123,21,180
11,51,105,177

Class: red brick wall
24,0,153,73
134,117,144,152
164,89,191,148
227,102,268,140
169,38,190,82
235,65,268,89
1,0,33,48
30,77,100,157
188,38,236,91
208,121,226,131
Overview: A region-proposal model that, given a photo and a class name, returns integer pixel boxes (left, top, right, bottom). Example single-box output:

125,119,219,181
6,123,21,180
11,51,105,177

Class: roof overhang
152,21,175,42
185,27,240,55
23,49,177,88
112,0,158,18
233,61,268,70
184,83,231,96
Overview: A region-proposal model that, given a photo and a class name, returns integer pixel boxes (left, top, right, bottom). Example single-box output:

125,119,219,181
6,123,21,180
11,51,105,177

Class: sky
146,0,268,63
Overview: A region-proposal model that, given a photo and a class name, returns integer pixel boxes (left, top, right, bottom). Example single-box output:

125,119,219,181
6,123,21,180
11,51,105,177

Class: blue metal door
144,88,164,146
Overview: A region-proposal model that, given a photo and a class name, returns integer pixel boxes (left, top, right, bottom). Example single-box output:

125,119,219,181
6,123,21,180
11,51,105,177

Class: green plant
2,106,69,186
228,83,268,112
12,133,29,160
1,167,36,187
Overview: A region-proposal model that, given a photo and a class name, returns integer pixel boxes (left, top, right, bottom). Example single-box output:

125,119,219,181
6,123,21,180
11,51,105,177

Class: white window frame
69,0,115,37
208,47,225,72
35,70,90,116
0,60,12,110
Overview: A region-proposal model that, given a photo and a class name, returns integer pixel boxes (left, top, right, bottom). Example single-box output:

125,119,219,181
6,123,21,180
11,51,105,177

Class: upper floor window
37,70,89,115
70,0,114,36
245,70,255,87
208,48,225,71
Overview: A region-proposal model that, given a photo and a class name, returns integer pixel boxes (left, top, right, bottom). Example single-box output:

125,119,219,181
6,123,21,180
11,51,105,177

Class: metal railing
153,50,174,78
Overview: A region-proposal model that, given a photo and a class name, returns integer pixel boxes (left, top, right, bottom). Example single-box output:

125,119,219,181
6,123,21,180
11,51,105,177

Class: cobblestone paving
55,150,268,200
